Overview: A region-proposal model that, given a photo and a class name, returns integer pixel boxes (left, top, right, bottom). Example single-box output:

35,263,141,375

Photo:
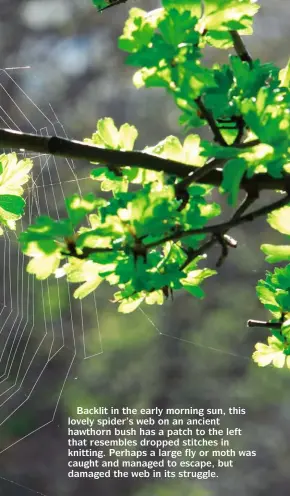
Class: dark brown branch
195,97,228,146
145,194,290,249
98,0,128,13
175,157,224,196
175,140,260,206
0,128,287,191
230,31,253,67
193,191,254,268
235,139,259,149
112,190,289,298
230,189,259,222
64,194,290,261
247,320,282,329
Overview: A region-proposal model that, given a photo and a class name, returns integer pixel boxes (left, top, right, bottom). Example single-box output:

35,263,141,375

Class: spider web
0,66,252,494
0,67,103,458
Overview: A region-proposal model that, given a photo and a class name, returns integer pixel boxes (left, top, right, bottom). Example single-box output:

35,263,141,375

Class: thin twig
195,97,228,146
174,139,260,200
230,190,259,222
235,139,259,149
247,320,282,329
230,31,253,67
180,190,257,270
145,194,290,249
64,194,290,261
175,157,225,197
98,0,128,13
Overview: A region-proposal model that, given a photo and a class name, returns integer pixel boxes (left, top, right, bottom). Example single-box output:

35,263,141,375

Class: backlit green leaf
261,244,290,263
267,206,290,235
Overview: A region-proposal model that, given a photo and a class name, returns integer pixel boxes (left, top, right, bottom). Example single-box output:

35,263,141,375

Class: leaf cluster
1,0,289,369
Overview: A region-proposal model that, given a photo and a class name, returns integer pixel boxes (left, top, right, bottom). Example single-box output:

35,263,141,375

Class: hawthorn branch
63,194,289,304
247,320,282,329
230,31,253,67
175,157,224,196
146,193,290,249
175,139,260,201
194,97,228,146
174,139,260,211
211,189,259,267
231,188,259,222
98,0,128,13
179,236,218,271
64,193,290,260
0,128,287,192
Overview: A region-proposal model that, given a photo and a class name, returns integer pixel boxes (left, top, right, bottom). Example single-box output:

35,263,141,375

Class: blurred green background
0,0,289,495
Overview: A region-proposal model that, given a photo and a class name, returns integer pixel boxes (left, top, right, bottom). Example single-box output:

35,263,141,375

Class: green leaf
117,294,145,313
240,85,289,148
20,216,73,242
182,284,205,298
180,267,216,299
203,0,259,32
73,276,103,299
0,153,33,231
279,59,290,88
201,141,241,159
118,8,157,53
92,0,107,10
205,30,234,49
0,153,33,196
261,244,290,263
65,193,98,227
85,119,140,192
27,253,61,280
162,0,201,18
97,117,119,148
256,280,281,315
282,319,290,339
119,123,138,150
158,8,199,46
0,194,25,215
145,290,164,305
220,158,247,205
252,336,287,368
276,292,290,313
267,206,290,235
